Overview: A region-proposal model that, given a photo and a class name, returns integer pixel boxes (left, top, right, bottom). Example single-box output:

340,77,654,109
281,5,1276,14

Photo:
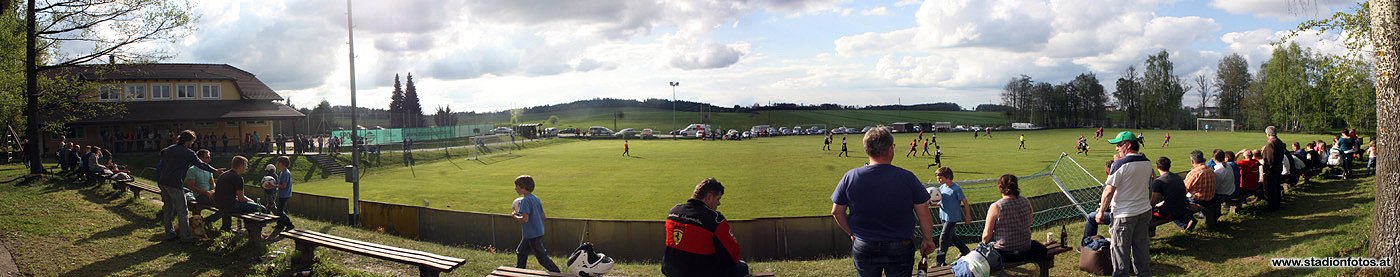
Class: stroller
1324,147,1354,179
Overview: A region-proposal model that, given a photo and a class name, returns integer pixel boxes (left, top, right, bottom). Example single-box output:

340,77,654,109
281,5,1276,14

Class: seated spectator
663,178,747,277
1235,149,1262,199
212,156,268,231
1150,157,1192,233
184,149,217,206
1213,149,1237,201
982,174,1045,263
1184,150,1219,229
101,148,129,175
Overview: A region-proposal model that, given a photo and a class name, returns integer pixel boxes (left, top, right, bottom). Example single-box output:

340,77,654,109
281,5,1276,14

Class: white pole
346,0,362,225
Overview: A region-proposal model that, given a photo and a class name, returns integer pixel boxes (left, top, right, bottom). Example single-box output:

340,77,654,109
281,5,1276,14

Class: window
66,126,85,140
226,121,239,126
125,84,146,101
98,85,119,102
151,84,172,100
176,83,197,99
201,84,221,99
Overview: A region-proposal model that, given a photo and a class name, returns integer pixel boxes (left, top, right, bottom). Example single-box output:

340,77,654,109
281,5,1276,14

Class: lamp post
345,0,362,225
670,82,678,139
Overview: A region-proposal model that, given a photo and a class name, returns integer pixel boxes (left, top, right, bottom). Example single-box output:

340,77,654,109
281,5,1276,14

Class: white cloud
1209,0,1360,20
670,42,753,70
861,7,889,16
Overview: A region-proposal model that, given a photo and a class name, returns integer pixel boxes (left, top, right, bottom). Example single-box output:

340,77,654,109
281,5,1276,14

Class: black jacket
158,144,217,188
662,199,742,277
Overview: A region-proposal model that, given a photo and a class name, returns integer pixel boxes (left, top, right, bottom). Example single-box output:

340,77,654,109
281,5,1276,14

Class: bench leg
293,240,318,271
1038,258,1054,277
418,266,440,277
245,221,266,242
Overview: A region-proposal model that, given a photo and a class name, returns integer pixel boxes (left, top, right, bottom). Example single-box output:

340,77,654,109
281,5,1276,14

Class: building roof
68,100,305,125
47,63,285,100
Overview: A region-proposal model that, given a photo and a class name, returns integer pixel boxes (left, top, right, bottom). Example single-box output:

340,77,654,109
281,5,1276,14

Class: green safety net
329,124,496,145
926,153,1105,238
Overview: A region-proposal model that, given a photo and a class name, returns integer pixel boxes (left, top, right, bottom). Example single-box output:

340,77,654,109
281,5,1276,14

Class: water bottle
917,255,928,277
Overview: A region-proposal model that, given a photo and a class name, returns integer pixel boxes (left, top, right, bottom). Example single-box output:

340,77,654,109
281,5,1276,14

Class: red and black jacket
662,199,741,276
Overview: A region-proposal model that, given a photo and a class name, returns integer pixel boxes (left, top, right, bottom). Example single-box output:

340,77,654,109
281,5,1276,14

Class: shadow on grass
1153,178,1371,264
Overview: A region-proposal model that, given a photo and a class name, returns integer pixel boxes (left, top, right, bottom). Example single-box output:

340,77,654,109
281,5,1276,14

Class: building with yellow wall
44,63,305,153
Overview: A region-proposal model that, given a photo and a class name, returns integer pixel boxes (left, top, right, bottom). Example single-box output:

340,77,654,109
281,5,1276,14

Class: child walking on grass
513,175,560,273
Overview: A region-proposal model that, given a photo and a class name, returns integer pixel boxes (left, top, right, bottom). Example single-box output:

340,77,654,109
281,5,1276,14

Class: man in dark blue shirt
157,130,222,242
831,126,935,277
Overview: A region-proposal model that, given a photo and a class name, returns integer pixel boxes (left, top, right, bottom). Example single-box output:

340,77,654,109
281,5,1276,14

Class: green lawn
0,161,1374,276
294,128,1336,220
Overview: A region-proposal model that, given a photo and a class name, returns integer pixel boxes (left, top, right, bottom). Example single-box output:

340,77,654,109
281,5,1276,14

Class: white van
676,124,711,137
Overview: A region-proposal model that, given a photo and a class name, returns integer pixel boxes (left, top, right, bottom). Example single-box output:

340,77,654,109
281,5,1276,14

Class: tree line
1002,46,1376,133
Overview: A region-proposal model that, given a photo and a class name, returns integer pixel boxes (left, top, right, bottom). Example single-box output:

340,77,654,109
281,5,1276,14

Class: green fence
330,124,496,145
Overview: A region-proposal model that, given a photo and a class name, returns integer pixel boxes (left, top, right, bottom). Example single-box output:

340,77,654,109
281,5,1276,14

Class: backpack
1078,236,1113,276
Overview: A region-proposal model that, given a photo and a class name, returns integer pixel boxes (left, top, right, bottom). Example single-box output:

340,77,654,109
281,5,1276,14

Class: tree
1194,74,1213,117
389,74,403,128
1368,1,1398,271
1215,53,1251,122
1069,73,1106,127
546,115,559,125
1141,50,1188,129
1262,43,1312,131
1114,66,1143,128
19,0,195,174
433,106,456,127
403,73,425,128
1000,75,1033,122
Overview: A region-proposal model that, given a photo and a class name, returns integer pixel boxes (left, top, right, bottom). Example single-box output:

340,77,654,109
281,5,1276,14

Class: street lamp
670,81,679,139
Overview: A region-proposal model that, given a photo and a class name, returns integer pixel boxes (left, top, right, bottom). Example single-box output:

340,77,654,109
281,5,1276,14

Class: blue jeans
159,187,191,240
516,236,560,272
274,197,294,228
936,221,970,265
852,238,916,277
1083,209,1112,240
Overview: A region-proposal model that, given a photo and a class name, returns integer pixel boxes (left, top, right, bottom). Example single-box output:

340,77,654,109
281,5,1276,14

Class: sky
89,0,1367,112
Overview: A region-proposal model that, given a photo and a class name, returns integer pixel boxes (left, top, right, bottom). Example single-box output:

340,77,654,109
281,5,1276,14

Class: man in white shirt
1092,131,1154,277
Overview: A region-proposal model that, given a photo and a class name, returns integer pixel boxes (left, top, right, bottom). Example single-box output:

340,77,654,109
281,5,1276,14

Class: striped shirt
990,196,1032,253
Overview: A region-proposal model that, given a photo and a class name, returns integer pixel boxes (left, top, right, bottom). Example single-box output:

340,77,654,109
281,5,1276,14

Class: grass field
295,128,1336,220
0,161,1374,276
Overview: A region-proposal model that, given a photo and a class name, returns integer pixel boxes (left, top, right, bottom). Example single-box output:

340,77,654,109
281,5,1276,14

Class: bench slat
282,230,464,271
283,231,458,271
289,230,465,264
488,266,552,277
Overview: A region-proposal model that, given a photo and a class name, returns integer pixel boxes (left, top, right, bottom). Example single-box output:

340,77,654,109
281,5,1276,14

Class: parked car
742,131,753,138
544,127,559,137
588,126,614,137
492,127,514,134
778,127,793,135
766,127,778,136
641,128,656,138
561,127,579,134
807,128,825,135
614,128,639,138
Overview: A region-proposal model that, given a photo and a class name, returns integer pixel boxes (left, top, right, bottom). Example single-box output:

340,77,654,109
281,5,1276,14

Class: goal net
1196,118,1235,132
927,153,1105,238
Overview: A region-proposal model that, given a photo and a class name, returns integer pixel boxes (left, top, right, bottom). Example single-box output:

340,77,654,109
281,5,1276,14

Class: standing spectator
512,175,561,273
1184,150,1219,229
272,156,296,229
1090,131,1153,277
1260,126,1287,212
662,178,748,277
932,167,972,267
221,133,229,153
157,130,223,242
1367,141,1377,173
830,126,935,277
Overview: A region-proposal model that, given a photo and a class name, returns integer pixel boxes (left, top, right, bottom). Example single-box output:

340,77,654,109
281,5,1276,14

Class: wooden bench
928,242,1072,277
282,229,466,277
489,266,777,277
201,206,280,242
126,181,161,198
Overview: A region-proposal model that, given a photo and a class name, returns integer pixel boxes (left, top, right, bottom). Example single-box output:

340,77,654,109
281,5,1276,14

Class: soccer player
1019,134,1026,150
837,137,849,157
1162,132,1171,148
927,146,943,169
623,140,630,157
922,140,932,156
906,139,918,158
824,133,833,151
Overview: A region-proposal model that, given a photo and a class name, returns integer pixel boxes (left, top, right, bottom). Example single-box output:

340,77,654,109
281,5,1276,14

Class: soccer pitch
295,128,1335,220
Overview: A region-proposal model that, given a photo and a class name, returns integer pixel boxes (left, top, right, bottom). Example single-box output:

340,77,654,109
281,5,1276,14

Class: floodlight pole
346,0,362,226
670,82,678,139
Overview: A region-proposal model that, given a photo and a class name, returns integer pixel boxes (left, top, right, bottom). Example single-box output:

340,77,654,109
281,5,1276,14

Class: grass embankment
295,129,1334,220
0,162,1376,276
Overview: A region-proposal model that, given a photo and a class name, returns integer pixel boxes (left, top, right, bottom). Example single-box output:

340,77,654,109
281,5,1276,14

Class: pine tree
389,74,404,128
404,73,425,128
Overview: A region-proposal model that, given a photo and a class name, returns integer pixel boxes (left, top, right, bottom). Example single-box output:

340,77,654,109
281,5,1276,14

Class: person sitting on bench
1234,149,1262,200
184,149,217,206
1149,156,1193,233
981,174,1045,263
1184,150,1219,230
213,156,268,232
662,178,748,277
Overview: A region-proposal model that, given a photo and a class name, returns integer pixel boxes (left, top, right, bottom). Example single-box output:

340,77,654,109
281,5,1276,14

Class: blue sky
124,0,1366,112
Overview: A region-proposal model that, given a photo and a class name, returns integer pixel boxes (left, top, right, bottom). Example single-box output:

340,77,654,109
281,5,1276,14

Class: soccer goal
1196,118,1235,132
